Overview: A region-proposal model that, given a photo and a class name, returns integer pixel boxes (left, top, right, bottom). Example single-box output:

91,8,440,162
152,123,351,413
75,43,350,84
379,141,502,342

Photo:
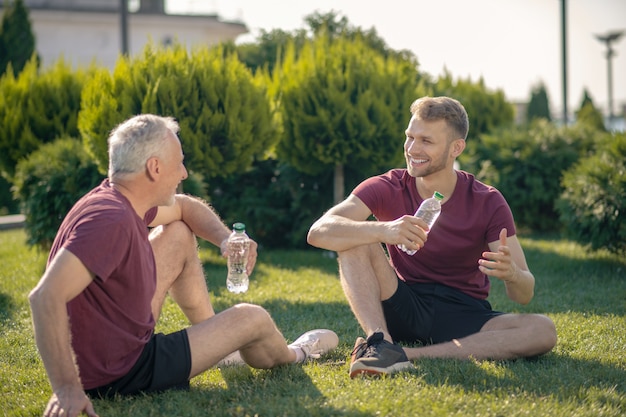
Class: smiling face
404,117,457,178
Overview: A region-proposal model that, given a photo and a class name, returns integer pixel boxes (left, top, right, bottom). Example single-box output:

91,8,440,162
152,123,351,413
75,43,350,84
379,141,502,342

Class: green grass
1,229,624,417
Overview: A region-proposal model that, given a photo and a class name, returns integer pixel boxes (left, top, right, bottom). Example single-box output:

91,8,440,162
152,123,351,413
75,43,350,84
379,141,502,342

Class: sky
165,0,626,119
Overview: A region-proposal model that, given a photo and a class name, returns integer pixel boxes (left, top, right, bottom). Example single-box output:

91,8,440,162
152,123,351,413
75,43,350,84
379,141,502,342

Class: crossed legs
337,243,557,361
149,221,297,376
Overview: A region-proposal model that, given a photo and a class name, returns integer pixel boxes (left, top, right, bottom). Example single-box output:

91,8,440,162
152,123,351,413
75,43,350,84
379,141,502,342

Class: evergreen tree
0,0,37,76
575,89,606,131
0,58,87,180
79,42,278,180
0,21,5,74
233,28,307,75
434,71,514,137
273,33,424,204
526,82,552,123
234,10,413,77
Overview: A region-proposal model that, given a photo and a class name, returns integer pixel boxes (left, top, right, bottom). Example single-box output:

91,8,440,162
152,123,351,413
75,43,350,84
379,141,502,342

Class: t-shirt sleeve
353,174,395,216
63,214,132,282
485,190,516,243
353,177,378,212
144,206,158,225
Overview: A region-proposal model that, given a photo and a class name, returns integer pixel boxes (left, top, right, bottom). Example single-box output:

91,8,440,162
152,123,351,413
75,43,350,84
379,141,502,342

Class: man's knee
336,243,398,298
150,221,196,251
337,243,382,263
482,313,557,357
230,303,278,336
532,314,558,354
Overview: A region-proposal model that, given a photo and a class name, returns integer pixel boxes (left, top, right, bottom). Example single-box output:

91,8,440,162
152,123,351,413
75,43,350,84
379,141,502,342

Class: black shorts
382,280,504,345
85,329,192,399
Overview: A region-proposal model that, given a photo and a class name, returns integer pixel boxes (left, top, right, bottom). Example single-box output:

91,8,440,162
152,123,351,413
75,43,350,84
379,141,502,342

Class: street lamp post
120,0,129,55
594,30,624,125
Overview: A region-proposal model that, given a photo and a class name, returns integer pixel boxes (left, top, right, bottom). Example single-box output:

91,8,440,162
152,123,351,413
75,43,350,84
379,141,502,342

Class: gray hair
107,114,180,178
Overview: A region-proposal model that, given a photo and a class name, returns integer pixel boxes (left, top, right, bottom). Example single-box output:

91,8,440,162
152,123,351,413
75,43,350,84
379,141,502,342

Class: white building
1,0,248,70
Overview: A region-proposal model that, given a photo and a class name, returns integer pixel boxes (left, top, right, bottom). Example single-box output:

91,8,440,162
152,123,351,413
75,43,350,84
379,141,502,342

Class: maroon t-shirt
353,169,515,299
47,179,158,389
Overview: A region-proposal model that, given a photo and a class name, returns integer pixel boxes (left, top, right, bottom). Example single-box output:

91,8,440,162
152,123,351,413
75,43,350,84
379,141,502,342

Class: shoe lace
294,336,322,359
351,333,383,359
351,340,369,359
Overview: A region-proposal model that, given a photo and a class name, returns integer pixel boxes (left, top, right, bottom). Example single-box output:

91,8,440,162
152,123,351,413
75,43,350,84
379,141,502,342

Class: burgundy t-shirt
47,179,158,389
353,169,515,299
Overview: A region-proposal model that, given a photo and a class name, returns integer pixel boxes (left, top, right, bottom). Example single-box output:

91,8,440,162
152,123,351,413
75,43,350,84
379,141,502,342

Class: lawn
1,228,624,416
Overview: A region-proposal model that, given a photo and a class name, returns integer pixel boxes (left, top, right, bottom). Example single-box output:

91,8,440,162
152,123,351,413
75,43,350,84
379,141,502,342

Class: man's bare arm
29,248,98,416
481,229,535,305
308,194,430,253
151,194,257,274
150,194,231,247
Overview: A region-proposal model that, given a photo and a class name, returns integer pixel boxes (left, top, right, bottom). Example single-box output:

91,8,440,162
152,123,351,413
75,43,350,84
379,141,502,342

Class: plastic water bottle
399,191,444,255
226,223,250,293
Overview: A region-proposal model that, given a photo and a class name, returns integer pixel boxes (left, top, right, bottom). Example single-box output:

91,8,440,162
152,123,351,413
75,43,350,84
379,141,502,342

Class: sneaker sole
349,360,414,378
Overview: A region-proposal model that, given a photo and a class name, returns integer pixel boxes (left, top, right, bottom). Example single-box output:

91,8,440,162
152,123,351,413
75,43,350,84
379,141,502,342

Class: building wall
2,1,247,70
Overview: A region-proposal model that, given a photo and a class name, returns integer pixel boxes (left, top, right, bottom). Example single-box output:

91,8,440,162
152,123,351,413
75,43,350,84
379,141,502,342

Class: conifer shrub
78,42,278,179
460,120,597,232
0,58,88,180
557,132,626,254
12,138,102,248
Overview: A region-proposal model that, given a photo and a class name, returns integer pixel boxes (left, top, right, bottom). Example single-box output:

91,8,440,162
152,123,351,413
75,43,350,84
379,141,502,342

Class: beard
405,143,451,178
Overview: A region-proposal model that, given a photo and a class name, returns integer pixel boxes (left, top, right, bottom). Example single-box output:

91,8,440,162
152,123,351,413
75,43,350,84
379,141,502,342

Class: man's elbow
513,289,534,306
28,284,50,315
28,285,41,307
28,282,58,314
306,227,321,248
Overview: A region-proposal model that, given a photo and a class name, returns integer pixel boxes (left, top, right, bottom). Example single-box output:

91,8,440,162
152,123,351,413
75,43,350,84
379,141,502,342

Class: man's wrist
505,266,520,284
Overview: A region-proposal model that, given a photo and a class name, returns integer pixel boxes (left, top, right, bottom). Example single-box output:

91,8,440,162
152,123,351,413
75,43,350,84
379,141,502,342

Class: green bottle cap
433,191,444,200
233,222,246,232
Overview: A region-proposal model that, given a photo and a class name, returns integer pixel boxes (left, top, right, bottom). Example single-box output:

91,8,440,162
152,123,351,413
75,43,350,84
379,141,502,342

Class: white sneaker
288,329,339,360
217,350,245,367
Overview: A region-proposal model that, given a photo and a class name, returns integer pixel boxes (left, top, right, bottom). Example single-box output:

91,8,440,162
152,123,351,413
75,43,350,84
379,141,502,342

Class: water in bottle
226,223,250,293
399,191,444,255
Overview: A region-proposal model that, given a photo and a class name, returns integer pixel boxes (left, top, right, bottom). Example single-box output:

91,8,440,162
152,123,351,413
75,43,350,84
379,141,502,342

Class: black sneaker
349,332,413,378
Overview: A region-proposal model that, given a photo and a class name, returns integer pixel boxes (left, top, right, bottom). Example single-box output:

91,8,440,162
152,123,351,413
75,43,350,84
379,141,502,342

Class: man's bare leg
337,243,400,343
186,303,299,374
337,242,557,361
405,313,557,360
149,221,337,373
149,220,215,324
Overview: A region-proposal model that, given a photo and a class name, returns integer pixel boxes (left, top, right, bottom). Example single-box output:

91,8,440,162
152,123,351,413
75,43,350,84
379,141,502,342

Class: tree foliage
461,120,597,231
526,82,552,122
0,174,17,214
209,159,335,249
0,58,87,180
272,32,424,202
78,42,279,179
557,132,626,254
303,10,414,61
12,137,103,248
233,28,308,75
575,89,606,131
433,71,514,138
0,0,37,76
234,10,415,77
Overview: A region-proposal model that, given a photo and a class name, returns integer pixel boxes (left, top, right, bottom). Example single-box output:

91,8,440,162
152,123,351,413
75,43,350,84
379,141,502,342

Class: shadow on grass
216,365,366,416
413,353,624,403
93,364,370,417
0,292,16,323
